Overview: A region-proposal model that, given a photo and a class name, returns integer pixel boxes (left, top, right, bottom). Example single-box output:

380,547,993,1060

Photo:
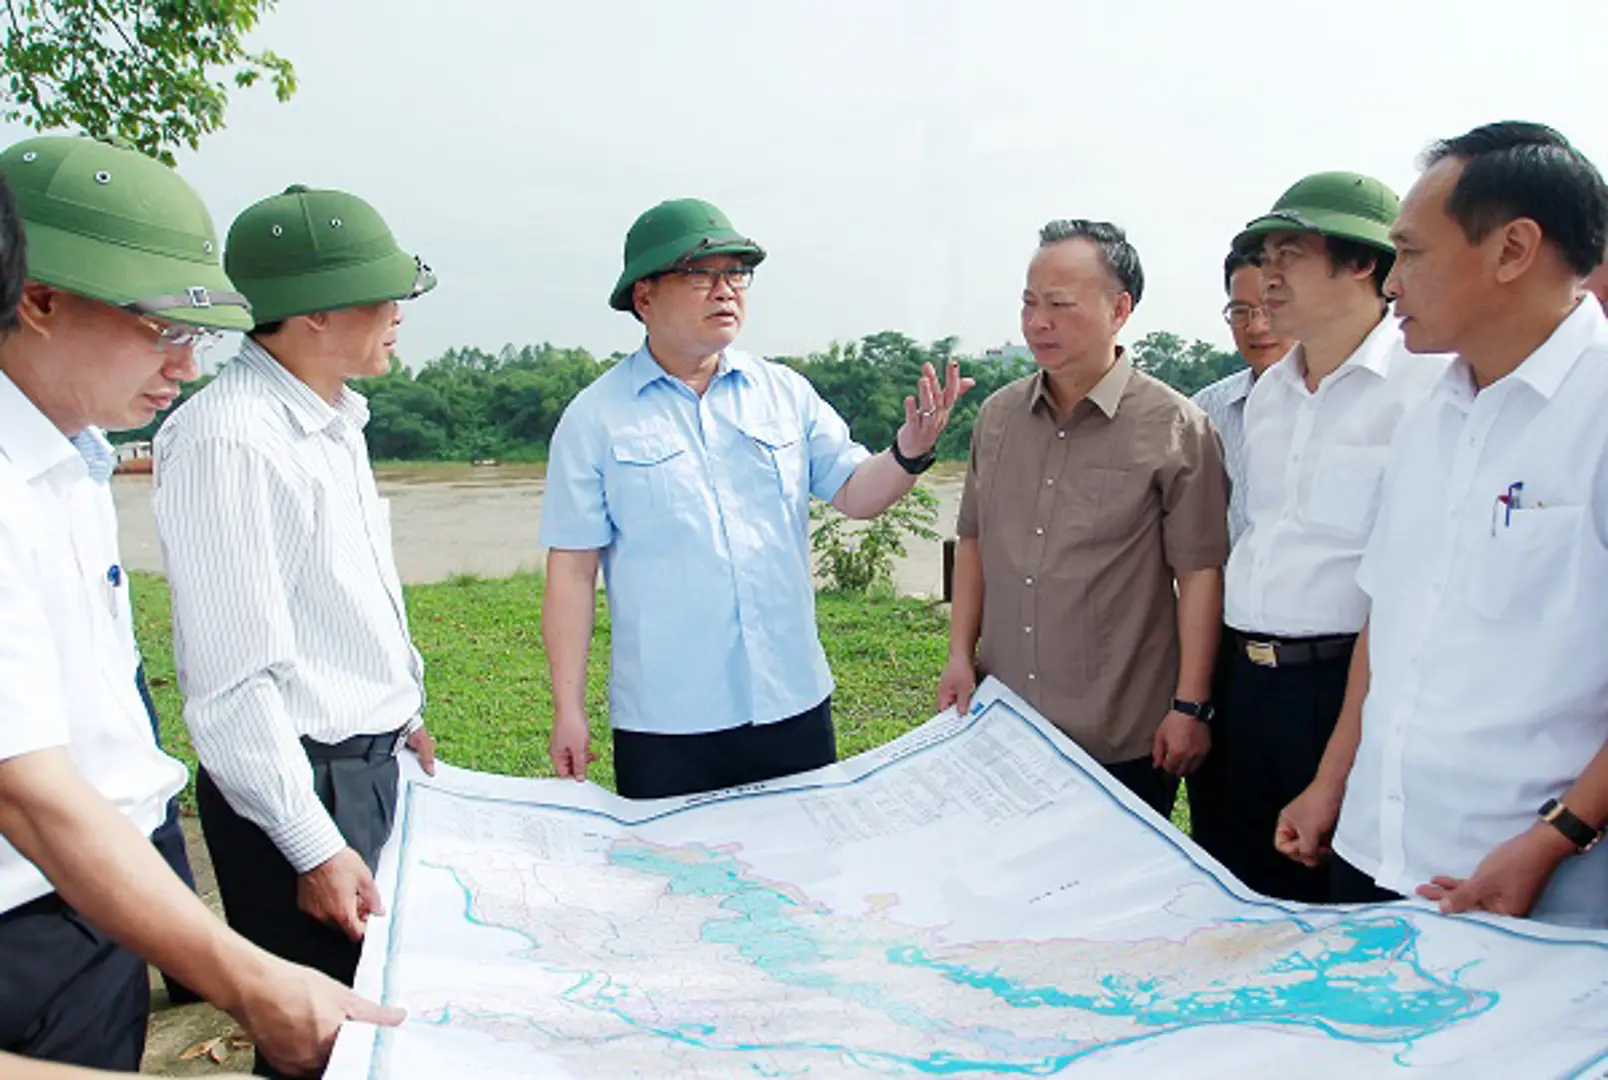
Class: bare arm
1172,567,1221,703
0,749,401,1075
542,548,601,779
832,360,975,520
936,537,985,714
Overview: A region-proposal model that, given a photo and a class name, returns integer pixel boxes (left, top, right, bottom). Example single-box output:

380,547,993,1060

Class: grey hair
1038,218,1144,308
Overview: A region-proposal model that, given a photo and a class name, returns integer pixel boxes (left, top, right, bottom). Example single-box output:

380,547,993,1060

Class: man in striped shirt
153,186,435,1078
0,139,399,1077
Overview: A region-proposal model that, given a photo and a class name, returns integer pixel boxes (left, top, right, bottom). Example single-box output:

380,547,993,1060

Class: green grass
131,571,1190,831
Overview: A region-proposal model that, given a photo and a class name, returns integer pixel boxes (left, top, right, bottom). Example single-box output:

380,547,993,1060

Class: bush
810,484,939,595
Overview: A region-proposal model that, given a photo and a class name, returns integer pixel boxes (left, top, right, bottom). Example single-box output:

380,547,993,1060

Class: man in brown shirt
938,219,1229,816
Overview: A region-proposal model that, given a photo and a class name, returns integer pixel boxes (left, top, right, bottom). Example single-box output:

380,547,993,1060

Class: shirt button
1057,431,1067,439
1024,625,1033,634
1027,673,1037,681
1046,478,1055,487
1035,527,1045,536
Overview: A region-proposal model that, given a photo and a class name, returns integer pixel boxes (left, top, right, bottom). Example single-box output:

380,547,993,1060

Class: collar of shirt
626,343,754,397
236,338,371,436
0,371,84,484
1029,347,1133,420
1263,313,1400,396
1220,365,1254,404
1434,295,1606,411
67,428,117,484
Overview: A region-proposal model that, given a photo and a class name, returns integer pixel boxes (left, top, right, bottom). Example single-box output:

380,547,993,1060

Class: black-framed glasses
1222,302,1271,328
658,266,755,292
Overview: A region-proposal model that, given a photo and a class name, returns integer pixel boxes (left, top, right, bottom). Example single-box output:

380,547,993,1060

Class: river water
112,461,967,598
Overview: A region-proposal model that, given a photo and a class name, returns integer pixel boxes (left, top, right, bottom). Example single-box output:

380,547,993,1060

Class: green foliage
810,484,940,595
1130,331,1243,398
1,0,296,165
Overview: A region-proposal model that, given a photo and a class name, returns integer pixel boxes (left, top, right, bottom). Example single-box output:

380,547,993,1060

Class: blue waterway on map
430,840,1499,1074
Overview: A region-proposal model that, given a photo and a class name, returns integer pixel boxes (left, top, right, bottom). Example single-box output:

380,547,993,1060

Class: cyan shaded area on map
433,839,1498,1074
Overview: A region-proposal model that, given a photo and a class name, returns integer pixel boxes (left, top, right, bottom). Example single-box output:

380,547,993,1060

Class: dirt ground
141,816,256,1076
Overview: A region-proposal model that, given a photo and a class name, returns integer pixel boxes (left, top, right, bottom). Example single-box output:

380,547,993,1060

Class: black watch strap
1539,798,1604,852
1172,698,1214,725
890,438,937,476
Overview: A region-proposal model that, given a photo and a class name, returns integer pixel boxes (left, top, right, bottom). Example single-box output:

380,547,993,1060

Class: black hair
1223,247,1260,294
1322,235,1395,298
1039,219,1145,308
250,320,285,338
0,176,25,338
1423,121,1608,277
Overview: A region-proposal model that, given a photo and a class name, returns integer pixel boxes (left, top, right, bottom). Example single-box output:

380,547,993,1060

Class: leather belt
1237,632,1357,669
300,726,407,763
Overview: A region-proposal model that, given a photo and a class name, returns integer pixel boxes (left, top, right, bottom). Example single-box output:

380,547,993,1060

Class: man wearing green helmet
1197,172,1448,903
0,137,400,1075
150,185,436,1076
541,198,972,799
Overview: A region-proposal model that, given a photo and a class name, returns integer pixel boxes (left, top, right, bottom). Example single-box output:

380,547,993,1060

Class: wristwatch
890,438,937,476
1539,798,1605,852
1171,698,1215,725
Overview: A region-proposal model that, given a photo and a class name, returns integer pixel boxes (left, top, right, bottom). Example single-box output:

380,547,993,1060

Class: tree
2,0,295,165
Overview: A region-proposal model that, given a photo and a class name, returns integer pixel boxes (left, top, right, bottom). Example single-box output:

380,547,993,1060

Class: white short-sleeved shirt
1225,317,1448,637
1334,298,1608,928
0,373,186,914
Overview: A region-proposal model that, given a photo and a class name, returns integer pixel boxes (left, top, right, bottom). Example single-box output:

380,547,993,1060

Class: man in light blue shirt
541,198,971,799
1190,248,1294,548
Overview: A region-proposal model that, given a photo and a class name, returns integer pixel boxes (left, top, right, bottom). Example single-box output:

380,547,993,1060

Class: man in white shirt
0,138,398,1076
1199,172,1447,903
1190,248,1296,549
1278,121,1608,928
153,185,436,1077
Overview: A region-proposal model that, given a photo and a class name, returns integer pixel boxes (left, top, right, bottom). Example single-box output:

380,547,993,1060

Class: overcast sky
4,0,1605,366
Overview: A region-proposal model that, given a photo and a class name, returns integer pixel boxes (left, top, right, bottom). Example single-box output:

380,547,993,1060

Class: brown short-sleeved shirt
957,351,1229,763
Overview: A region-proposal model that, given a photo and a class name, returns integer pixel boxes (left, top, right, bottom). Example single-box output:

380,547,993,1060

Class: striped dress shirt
1190,366,1255,548
152,340,423,874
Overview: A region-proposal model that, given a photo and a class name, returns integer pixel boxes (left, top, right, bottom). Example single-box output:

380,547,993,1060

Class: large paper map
329,680,1608,1078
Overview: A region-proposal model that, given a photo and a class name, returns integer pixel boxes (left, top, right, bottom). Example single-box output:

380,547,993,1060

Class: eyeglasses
657,266,755,292
131,312,223,352
1222,302,1271,328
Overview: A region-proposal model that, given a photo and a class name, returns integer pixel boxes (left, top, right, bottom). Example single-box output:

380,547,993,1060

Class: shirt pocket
1467,503,1583,622
734,415,808,509
607,431,701,526
1305,445,1389,539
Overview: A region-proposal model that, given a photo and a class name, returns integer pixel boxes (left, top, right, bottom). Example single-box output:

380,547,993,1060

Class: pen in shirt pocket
104,563,123,615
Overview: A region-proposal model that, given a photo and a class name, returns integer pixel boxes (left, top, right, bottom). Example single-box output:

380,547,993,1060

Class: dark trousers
198,731,401,1079
1104,756,1181,819
1190,633,1353,903
0,892,149,1070
1330,854,1405,904
137,662,203,1005
613,697,836,800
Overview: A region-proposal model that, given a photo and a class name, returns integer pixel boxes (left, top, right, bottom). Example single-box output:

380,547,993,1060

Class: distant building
978,343,1033,364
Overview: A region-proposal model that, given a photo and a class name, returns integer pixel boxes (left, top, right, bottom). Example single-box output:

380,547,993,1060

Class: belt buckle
1246,641,1279,668
391,728,410,757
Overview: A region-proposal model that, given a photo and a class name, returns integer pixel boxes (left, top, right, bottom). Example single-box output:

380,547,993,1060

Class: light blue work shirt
541,345,870,735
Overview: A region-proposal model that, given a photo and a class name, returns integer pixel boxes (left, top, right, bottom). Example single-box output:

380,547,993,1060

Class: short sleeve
1160,408,1231,571
540,401,614,550
800,380,872,503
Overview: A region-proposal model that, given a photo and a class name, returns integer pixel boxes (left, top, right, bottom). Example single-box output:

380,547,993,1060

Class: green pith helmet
0,135,252,330
1236,171,1401,254
225,185,436,325
609,198,765,312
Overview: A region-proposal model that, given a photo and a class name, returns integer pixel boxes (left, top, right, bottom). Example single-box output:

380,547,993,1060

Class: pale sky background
5,0,1606,367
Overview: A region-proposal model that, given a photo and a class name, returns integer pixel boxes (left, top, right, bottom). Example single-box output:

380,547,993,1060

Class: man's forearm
1173,568,1222,702
948,537,984,660
832,451,917,520
0,749,270,1016
1313,622,1371,791
1559,738,1608,831
542,550,600,714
